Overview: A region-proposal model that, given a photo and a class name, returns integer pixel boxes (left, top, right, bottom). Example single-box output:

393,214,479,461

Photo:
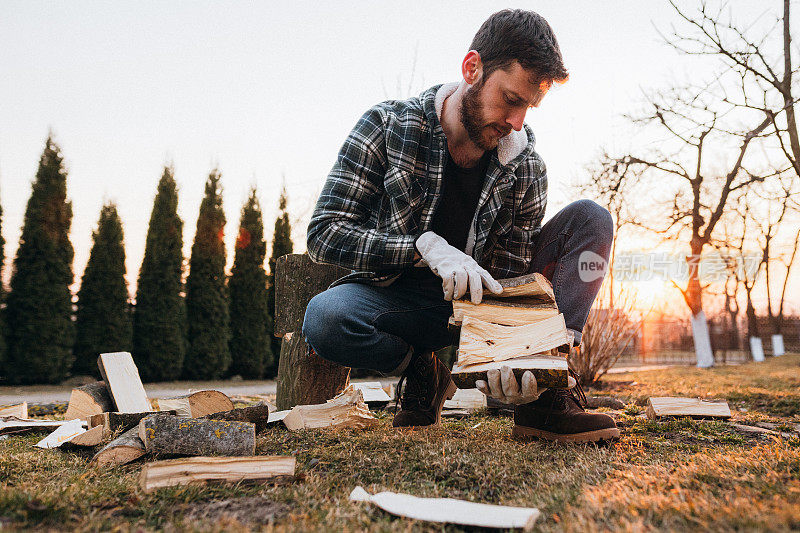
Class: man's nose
506,107,526,131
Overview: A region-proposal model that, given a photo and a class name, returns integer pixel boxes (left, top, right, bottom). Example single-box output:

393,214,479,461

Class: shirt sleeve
306,106,418,272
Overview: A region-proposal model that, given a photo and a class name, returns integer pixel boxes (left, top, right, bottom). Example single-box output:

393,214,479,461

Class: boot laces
394,353,437,414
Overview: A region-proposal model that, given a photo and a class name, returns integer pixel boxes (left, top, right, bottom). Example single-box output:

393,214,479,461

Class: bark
276,332,350,410
139,413,255,457
203,404,271,433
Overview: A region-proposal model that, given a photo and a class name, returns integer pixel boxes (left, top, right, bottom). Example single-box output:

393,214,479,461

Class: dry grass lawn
1,355,799,531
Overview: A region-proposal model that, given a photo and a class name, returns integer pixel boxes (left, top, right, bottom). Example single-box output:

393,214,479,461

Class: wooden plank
451,355,569,390
268,409,290,426
350,486,540,529
273,253,351,337
489,272,555,303
97,352,151,413
0,416,74,435
456,314,570,367
451,299,558,327
139,414,255,456
90,427,145,467
35,420,88,449
443,389,486,410
139,456,296,493
0,402,27,419
283,387,377,431
156,390,234,418
645,397,732,419
352,382,392,405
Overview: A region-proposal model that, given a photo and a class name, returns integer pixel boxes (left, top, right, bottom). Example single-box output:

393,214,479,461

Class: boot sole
394,378,457,430
511,425,620,443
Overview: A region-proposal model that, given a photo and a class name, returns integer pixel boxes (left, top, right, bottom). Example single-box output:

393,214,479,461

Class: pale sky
1,1,794,312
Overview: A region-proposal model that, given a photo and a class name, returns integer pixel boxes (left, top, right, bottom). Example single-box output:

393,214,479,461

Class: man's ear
461,50,482,85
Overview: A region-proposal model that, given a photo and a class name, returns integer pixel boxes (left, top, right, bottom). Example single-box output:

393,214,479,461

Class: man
303,9,619,442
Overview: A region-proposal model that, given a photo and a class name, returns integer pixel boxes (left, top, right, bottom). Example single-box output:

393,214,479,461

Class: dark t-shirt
405,149,491,281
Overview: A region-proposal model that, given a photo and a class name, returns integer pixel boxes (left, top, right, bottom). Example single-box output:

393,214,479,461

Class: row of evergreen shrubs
0,136,294,384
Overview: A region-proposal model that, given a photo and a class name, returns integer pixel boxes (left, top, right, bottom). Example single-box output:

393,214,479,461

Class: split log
451,355,569,390
89,411,175,438
272,253,350,337
0,416,72,435
268,409,290,426
0,402,27,419
276,332,350,411
443,389,487,410
65,381,114,420
139,413,255,456
35,420,88,449
491,272,555,302
156,390,234,417
203,404,271,433
97,352,151,413
352,382,392,408
139,456,296,493
451,299,558,327
67,425,104,446
456,314,570,367
283,386,377,431
645,397,732,420
90,427,145,467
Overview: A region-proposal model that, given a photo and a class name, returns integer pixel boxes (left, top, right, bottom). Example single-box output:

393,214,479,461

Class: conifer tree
5,136,74,384
73,202,132,377
266,186,293,376
183,169,230,379
228,187,272,378
133,166,185,382
0,197,6,377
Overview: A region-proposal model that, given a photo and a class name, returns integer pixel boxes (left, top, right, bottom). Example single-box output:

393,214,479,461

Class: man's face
460,61,549,150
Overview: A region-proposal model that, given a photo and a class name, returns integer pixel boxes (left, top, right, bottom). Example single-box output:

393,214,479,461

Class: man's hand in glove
415,231,503,304
475,366,578,405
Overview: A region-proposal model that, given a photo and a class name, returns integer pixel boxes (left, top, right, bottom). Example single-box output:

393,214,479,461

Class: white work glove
475,366,577,405
415,231,503,304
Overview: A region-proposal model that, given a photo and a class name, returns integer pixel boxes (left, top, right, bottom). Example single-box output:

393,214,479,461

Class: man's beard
460,80,503,151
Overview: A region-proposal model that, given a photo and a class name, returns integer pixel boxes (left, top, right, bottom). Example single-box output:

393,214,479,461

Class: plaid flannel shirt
307,82,548,288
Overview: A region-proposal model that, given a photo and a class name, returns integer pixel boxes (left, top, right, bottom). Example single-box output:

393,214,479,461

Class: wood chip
139,456,296,493
283,387,377,431
645,397,731,419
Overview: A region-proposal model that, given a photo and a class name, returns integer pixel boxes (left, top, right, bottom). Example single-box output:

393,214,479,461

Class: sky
1,1,795,312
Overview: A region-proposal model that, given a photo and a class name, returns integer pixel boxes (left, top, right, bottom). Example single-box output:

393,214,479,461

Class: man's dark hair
470,9,568,85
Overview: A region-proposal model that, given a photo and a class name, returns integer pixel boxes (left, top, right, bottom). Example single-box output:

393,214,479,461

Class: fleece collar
432,82,532,167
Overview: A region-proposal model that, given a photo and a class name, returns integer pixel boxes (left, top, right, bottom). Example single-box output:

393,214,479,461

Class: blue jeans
303,199,613,374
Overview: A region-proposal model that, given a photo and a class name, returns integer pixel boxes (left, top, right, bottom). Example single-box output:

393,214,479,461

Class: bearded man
303,9,619,442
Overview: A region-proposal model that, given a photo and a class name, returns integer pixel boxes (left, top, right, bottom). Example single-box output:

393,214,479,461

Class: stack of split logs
449,273,573,390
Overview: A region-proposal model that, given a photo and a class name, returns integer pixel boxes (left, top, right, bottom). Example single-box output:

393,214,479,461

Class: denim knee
302,291,343,362
571,199,614,245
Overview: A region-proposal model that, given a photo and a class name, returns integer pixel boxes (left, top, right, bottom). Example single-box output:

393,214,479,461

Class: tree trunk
276,332,350,410
690,310,714,368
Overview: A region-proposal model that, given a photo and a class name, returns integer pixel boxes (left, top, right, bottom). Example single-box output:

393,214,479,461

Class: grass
1,355,799,531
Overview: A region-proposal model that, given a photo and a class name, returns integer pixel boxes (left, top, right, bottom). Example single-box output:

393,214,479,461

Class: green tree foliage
0,194,6,377
266,185,293,377
183,169,230,379
133,166,185,382
228,187,272,378
73,202,132,377
5,136,74,384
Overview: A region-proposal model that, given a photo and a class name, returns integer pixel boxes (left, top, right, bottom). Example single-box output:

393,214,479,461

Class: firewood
451,299,558,327
443,389,486,410
35,420,88,449
491,272,555,302
138,413,255,456
139,456,296,493
67,425,104,446
276,331,350,410
0,402,27,419
451,355,569,390
90,427,145,467
203,404,271,433
89,411,176,438
645,397,732,419
283,386,377,431
156,390,234,417
352,382,392,407
1,416,73,435
97,352,151,413
456,314,570,367
64,381,113,420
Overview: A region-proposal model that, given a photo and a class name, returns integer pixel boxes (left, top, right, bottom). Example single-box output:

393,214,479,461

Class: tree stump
274,253,352,410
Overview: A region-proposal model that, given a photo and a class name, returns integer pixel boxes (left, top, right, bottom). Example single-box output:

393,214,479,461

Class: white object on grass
349,486,539,530
35,419,87,449
750,337,765,362
771,334,785,356
691,310,714,368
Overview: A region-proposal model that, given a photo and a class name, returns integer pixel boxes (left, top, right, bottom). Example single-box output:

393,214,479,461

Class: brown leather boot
512,387,620,443
392,351,457,428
